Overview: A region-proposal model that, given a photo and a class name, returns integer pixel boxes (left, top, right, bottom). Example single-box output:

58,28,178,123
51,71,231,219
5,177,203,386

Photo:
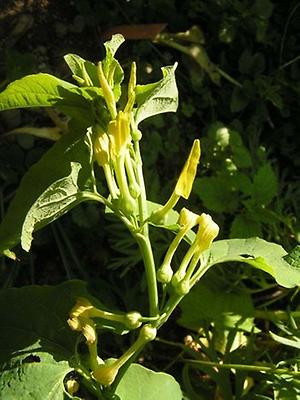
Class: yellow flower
108,111,131,160
67,297,96,344
178,207,199,229
195,213,219,252
94,131,110,167
174,139,201,199
150,140,201,224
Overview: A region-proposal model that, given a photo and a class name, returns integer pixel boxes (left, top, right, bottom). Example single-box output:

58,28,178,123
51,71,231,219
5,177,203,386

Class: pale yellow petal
174,139,201,199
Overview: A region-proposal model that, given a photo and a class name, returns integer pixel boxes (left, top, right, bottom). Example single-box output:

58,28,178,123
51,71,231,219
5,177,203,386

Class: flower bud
131,129,142,141
178,207,199,230
113,195,136,215
171,271,185,288
65,379,80,396
139,324,157,342
125,311,142,329
175,278,190,296
157,262,173,284
129,182,141,199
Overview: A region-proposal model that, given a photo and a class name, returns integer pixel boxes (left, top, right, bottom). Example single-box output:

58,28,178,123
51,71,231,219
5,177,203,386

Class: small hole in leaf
239,254,254,258
22,354,41,363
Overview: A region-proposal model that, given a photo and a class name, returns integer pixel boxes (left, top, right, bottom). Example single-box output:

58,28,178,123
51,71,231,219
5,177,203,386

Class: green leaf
0,73,73,110
274,385,300,400
0,73,95,125
135,64,178,125
251,163,278,206
270,331,300,350
194,176,239,213
254,0,274,18
204,238,300,288
283,245,300,268
102,34,125,102
0,129,96,255
64,53,99,86
115,363,182,400
103,34,125,60
178,280,254,332
21,162,89,252
230,86,249,113
0,280,96,399
230,214,262,238
230,131,252,168
0,351,71,400
238,50,253,75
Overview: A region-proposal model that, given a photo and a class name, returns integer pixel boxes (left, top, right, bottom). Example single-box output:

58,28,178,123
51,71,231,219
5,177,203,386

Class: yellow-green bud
175,278,190,296
131,129,142,141
125,311,142,329
139,324,157,342
157,263,173,284
65,379,80,396
114,195,136,215
129,182,141,199
171,271,185,288
178,207,199,229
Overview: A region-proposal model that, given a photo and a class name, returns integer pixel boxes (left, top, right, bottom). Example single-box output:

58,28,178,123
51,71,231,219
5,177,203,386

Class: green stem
103,164,119,199
74,365,104,399
133,140,148,227
156,294,184,329
114,154,133,203
181,359,300,377
215,66,243,88
133,140,159,317
136,233,159,317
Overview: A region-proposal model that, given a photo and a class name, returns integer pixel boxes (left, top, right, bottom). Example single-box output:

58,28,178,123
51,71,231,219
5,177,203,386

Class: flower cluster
93,62,140,217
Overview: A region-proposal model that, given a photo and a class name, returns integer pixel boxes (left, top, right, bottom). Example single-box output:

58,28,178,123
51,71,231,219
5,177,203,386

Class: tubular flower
150,140,201,223
172,213,219,295
195,213,220,253
178,207,199,229
93,362,119,387
108,111,131,160
124,62,136,113
67,297,97,344
93,324,156,386
94,131,110,167
174,139,201,199
157,208,199,284
97,61,117,118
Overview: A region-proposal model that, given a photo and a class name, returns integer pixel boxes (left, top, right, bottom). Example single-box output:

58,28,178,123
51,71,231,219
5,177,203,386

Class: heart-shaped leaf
115,363,182,400
205,238,300,288
0,281,96,399
0,128,96,255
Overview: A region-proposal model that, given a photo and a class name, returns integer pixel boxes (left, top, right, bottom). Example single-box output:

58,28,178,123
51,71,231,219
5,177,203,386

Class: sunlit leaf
116,363,182,400
135,64,178,125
